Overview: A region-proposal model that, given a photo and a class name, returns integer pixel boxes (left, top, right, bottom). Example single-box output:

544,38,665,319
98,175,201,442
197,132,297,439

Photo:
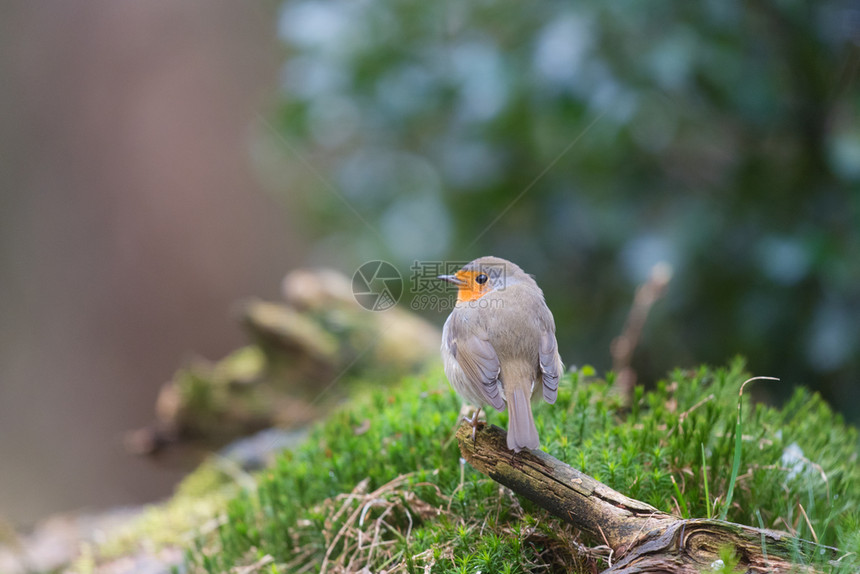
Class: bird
439,256,563,452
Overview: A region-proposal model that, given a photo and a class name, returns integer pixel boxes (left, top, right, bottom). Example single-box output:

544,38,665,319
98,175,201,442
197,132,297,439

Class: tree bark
457,422,836,573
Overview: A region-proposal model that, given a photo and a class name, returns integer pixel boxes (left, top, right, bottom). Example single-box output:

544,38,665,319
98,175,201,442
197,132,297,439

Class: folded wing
539,315,563,404
442,317,505,411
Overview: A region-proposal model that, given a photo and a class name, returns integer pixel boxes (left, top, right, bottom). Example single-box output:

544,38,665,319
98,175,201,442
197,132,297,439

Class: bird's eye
475,273,488,285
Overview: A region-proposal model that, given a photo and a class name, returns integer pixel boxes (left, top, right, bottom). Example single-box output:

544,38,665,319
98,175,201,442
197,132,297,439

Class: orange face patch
454,270,492,303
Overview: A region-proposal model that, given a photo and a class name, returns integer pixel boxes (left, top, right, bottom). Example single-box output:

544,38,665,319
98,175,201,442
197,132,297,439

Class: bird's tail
507,385,539,452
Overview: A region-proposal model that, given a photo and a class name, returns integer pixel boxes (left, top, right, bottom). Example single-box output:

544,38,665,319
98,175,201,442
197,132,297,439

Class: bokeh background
1,0,859,529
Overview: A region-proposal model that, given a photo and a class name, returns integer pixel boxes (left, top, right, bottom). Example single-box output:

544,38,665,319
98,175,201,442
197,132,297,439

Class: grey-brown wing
539,312,563,404
445,318,505,411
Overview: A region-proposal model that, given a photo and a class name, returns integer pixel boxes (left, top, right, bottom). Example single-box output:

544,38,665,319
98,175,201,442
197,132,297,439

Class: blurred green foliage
266,0,860,416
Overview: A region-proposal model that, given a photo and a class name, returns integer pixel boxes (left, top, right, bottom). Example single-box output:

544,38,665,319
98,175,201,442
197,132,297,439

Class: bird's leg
463,406,483,442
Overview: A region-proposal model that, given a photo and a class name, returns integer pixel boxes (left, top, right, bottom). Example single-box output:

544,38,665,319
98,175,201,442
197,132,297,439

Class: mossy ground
180,358,860,573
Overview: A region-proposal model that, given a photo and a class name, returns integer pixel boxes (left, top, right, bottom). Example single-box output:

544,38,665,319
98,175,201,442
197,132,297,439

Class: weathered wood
455,421,674,551
457,422,838,573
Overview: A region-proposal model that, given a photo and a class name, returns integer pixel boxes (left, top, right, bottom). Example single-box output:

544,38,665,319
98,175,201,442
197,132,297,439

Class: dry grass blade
317,472,441,574
797,503,818,544
231,554,274,574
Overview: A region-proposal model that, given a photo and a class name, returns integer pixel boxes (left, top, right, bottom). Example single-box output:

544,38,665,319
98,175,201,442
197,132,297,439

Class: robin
439,256,563,452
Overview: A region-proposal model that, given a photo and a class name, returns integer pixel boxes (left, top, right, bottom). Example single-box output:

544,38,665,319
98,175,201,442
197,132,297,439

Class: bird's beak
438,274,466,286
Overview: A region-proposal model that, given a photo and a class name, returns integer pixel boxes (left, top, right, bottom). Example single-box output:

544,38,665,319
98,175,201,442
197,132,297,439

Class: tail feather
507,387,539,452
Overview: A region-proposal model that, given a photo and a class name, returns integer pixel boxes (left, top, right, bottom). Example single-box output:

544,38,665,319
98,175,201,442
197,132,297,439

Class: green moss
181,358,860,573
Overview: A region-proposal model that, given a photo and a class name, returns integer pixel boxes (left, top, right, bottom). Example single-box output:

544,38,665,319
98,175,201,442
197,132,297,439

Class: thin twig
611,262,673,403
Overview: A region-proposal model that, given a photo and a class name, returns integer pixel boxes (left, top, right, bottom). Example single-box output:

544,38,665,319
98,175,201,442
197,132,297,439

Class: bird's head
438,256,521,303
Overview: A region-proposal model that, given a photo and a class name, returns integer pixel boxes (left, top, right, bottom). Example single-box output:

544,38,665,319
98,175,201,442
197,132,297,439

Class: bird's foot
462,407,483,443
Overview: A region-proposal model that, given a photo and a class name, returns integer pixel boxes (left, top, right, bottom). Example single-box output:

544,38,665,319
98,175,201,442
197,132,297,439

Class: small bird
439,256,563,452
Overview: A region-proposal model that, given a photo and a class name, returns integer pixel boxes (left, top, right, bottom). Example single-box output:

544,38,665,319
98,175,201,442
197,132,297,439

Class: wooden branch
457,422,837,573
